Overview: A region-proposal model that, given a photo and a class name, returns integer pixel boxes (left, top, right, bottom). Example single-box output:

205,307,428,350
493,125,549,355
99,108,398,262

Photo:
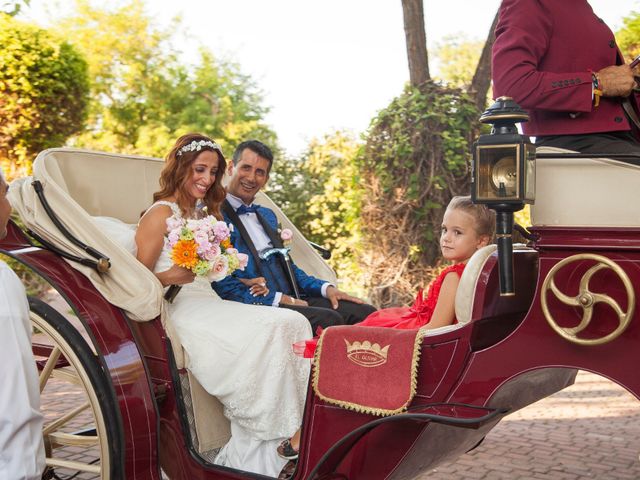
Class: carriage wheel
29,297,123,479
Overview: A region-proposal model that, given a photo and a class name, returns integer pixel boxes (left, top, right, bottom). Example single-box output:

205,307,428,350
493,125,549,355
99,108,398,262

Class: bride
134,133,311,477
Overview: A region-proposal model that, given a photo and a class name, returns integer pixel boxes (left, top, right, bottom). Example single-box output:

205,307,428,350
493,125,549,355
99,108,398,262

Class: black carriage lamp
471,96,536,296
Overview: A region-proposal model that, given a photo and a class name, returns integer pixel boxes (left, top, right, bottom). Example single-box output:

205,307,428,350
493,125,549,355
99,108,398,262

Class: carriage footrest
404,402,508,429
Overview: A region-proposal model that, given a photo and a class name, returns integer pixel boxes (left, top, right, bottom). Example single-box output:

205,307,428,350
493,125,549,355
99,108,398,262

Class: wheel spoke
39,346,62,392
46,457,100,474
549,278,579,306
30,298,115,480
563,307,593,335
51,366,81,386
43,401,90,435
48,430,98,448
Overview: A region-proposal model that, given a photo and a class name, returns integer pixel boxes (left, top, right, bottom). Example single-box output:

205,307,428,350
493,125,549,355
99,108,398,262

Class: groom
212,140,376,331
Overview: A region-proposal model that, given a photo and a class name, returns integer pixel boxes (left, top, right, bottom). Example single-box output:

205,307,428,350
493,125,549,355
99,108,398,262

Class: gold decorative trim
312,329,423,417
541,253,635,346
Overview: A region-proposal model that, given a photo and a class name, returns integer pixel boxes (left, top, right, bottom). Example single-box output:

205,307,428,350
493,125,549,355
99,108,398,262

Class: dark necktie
236,204,259,215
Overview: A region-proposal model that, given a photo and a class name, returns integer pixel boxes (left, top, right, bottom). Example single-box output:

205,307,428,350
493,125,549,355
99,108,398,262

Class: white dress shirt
0,261,45,480
226,194,331,306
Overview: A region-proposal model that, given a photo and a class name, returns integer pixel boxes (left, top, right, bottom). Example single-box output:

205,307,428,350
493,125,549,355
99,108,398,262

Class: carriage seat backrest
423,244,537,337
42,149,165,224
421,245,497,337
532,146,640,227
454,244,497,325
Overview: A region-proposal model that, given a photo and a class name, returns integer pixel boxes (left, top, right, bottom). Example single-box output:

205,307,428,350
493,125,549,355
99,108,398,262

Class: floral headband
176,139,223,157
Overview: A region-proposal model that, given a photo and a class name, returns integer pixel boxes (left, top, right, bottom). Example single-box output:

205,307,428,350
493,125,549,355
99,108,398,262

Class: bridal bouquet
164,214,248,302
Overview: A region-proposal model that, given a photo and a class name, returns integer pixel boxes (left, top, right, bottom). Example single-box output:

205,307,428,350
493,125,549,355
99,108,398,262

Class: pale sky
22,0,640,155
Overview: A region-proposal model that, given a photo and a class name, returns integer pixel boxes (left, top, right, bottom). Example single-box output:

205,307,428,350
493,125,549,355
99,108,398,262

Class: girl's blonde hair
446,195,495,239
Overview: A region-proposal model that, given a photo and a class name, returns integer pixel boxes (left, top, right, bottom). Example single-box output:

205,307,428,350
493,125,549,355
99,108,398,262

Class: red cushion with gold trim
312,325,422,416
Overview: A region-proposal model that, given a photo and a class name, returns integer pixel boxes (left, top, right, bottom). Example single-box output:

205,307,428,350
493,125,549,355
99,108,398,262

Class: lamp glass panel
477,145,520,200
524,144,536,202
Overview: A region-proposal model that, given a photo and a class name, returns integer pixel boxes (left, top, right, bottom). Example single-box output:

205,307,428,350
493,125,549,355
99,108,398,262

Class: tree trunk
401,0,430,86
469,9,500,111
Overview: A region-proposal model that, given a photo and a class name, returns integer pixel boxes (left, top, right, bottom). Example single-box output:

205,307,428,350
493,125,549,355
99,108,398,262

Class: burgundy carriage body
2,147,640,479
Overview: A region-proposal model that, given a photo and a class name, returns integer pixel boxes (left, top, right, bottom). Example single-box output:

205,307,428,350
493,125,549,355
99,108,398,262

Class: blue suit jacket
213,201,326,305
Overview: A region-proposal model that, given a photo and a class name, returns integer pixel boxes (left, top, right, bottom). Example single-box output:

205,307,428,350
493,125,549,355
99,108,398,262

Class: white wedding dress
96,202,312,477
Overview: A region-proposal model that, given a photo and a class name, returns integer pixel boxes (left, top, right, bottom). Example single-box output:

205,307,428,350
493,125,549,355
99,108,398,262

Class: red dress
292,263,466,358
358,263,466,330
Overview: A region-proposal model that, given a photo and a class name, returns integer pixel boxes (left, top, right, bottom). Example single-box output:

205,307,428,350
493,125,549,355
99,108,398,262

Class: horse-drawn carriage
2,104,640,479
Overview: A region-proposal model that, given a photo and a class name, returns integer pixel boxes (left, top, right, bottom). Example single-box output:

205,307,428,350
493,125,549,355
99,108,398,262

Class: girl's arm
425,272,461,329
135,206,195,287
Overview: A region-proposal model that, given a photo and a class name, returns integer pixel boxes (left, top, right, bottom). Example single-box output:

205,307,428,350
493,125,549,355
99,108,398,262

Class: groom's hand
326,286,365,310
281,295,308,307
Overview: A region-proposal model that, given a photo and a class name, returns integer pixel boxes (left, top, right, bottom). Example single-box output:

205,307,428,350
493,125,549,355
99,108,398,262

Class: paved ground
421,372,640,480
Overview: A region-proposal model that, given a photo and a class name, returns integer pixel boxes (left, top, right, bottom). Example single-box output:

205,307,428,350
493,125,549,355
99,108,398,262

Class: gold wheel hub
541,254,635,346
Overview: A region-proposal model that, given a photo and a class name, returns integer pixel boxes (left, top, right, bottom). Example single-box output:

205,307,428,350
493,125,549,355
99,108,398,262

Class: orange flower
171,239,198,269
220,238,232,249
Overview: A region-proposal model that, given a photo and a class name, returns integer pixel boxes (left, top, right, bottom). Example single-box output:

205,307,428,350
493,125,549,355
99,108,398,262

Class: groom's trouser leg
306,298,377,325
280,302,345,333
282,298,377,332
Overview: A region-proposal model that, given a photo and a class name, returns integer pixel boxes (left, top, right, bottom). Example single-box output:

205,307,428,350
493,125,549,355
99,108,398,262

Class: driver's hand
597,64,636,97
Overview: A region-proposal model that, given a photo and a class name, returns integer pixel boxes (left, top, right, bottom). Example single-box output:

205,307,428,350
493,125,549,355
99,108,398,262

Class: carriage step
405,402,508,429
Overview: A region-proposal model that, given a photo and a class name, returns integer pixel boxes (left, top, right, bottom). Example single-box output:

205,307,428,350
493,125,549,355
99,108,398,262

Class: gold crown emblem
344,339,390,367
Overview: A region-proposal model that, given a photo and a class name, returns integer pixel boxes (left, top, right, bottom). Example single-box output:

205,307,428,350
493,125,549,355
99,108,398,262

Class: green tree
56,0,275,156
433,34,484,88
267,131,366,294
1,0,29,16
360,83,481,307
0,13,89,177
359,2,499,307
616,11,640,59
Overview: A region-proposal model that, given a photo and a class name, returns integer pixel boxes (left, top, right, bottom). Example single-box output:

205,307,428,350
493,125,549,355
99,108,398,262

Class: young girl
358,196,495,330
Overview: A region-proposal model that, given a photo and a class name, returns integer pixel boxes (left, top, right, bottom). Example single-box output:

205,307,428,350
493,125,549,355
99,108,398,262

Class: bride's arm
136,206,195,287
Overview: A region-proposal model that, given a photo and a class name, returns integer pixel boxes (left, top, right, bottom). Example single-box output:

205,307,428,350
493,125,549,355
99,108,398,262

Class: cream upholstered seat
454,244,498,325
532,146,640,227
420,245,497,337
10,148,337,457
422,243,538,337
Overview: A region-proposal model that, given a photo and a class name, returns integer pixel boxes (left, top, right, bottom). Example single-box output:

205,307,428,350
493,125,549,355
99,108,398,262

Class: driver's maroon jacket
492,0,640,138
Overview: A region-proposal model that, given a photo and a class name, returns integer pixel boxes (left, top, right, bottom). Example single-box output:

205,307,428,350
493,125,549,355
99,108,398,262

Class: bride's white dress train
96,203,312,477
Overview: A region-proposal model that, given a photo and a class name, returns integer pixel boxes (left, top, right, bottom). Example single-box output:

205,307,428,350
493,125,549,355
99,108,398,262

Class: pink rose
203,243,221,261
236,252,249,270
280,228,293,243
208,255,229,282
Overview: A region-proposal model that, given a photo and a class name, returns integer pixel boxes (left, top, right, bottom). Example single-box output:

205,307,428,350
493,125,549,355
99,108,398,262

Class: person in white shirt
0,167,46,480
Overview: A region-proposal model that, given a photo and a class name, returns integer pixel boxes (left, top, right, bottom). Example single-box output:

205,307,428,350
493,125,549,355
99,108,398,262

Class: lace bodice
142,201,181,274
